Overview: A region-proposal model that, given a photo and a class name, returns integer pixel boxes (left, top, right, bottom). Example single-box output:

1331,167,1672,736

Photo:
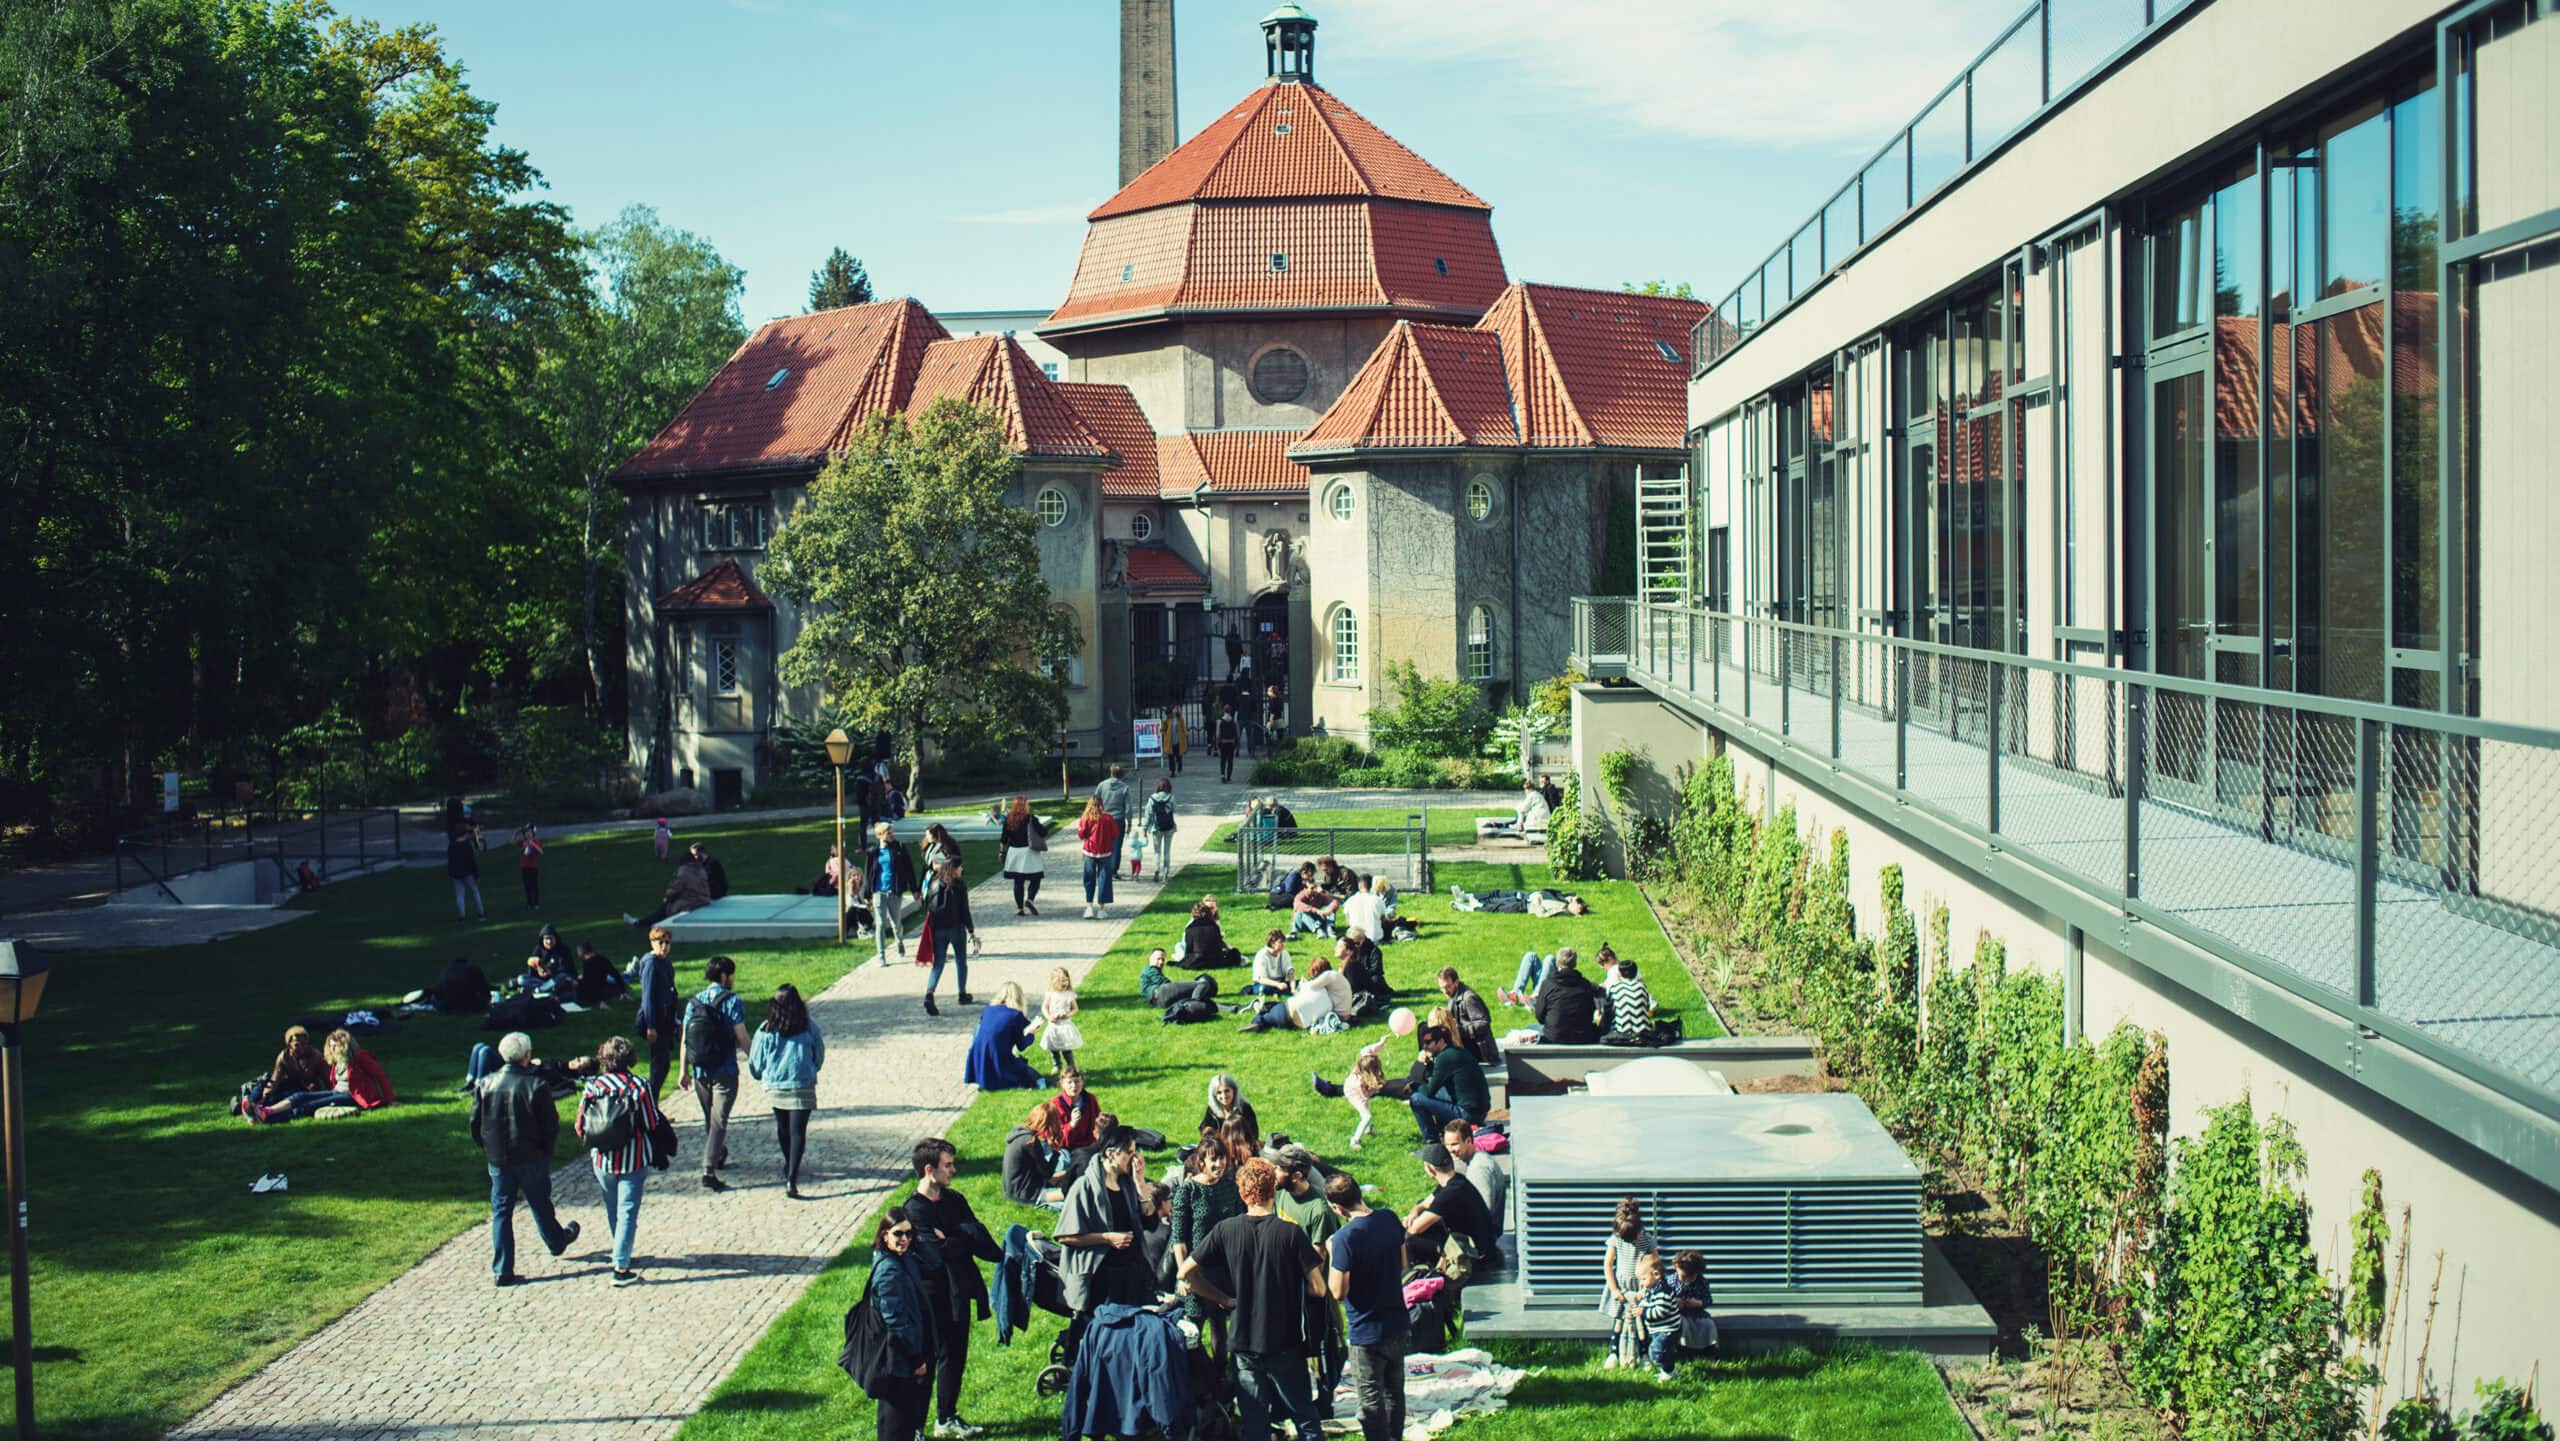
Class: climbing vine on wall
1545,771,1600,880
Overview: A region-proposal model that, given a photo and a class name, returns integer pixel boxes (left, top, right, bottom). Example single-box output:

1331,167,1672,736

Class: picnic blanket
1319,1347,1529,1438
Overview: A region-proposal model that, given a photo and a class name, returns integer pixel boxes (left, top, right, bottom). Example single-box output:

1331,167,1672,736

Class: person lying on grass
1239,955,1354,1033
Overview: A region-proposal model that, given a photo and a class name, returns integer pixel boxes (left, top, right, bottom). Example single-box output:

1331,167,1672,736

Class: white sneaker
931,1420,987,1440
1082,905,1096,919
1653,1368,1675,1383
1603,1353,1620,1369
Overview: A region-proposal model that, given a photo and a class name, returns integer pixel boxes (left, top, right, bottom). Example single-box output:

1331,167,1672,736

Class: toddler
652,816,671,861
1616,1251,1664,1371
1037,965,1084,1075
1639,1249,1717,1380
1307,1039,1389,1149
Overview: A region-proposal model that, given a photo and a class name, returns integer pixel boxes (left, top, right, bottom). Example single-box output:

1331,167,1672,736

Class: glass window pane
1863,136,1911,237
1792,222,1822,298
2306,301,2388,702
1973,16,2043,153
1912,87,1966,199
1824,188,1861,267
2320,105,2389,294
2470,12,2560,234
2214,170,2260,319
2151,195,2206,339
2046,0,2146,101
2392,88,2442,652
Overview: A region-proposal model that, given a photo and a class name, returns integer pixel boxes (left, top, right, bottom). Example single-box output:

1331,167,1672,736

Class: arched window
1130,511,1155,541
1327,482,1356,523
1328,607,1360,684
1036,487,1069,527
1466,605,1494,681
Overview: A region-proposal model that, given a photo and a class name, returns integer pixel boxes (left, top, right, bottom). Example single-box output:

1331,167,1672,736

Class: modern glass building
1572,0,2558,1393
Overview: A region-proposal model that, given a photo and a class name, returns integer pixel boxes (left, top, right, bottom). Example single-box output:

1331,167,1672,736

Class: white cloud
945,202,1092,225
1318,0,2027,150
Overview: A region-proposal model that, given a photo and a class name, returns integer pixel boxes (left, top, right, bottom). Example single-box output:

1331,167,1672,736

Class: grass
9,813,991,1441
1201,805,1516,851
670,861,1984,1441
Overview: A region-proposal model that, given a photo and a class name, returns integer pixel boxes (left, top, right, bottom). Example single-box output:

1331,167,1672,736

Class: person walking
1095,764,1134,877
514,824,544,910
1265,683,1288,751
1143,777,1177,883
747,983,825,1198
999,796,1047,916
447,825,487,921
1215,707,1241,783
632,925,681,1095
683,955,751,1192
902,1138,1000,1439
1074,795,1120,920
1167,710,1186,776
1324,1170,1410,1441
921,858,977,1017
472,1031,581,1285
864,1210,936,1441
862,820,922,965
1181,1158,1328,1441
576,1035,665,1286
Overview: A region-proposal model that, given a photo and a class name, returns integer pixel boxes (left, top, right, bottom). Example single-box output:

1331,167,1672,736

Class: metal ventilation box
1511,1093,1924,1308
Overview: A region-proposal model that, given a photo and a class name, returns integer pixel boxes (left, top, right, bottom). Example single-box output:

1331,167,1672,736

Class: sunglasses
886,1227,915,1240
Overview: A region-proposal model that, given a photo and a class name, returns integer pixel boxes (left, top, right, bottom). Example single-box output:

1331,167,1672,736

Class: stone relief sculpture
1262,527,1294,584
1288,534,1310,584
1100,538,1128,592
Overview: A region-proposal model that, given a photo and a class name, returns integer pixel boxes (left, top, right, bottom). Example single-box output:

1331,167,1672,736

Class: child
1596,1195,1658,1368
1248,929,1293,999
1604,947,1654,1041
1037,965,1084,1075
652,816,671,861
1307,1039,1390,1149
516,824,543,910
1622,1252,1668,1374
1640,1250,1717,1380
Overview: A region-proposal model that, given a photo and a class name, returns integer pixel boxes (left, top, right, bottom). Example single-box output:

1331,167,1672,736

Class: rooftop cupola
1262,4,1317,83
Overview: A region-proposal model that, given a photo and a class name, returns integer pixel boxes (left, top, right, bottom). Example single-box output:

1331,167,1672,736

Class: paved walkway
166,768,1272,1441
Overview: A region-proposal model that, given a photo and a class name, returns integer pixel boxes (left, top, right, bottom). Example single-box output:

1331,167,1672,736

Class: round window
1466,476,1496,522
1036,488,1069,527
1131,511,1154,541
1327,483,1355,522
1250,347,1310,405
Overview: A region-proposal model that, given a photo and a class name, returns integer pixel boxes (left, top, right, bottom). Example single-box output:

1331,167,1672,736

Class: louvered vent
1512,1095,1924,1309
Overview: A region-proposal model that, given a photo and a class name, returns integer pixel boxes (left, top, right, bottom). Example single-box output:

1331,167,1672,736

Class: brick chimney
1118,0,1177,187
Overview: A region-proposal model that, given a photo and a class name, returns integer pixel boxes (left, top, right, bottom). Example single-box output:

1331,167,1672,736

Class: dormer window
1270,252,1289,274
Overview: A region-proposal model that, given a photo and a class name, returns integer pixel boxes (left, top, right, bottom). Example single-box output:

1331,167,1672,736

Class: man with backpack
1216,708,1242,784
682,955,751,1192
470,1031,580,1286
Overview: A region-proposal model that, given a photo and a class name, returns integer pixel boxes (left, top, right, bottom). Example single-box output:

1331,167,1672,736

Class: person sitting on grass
965,981,1043,1092
247,1028,394,1123
1180,896,1234,969
430,955,493,1015
1247,930,1294,999
1202,1073,1258,1144
1316,855,1358,898
1340,873,1393,945
1602,946,1655,1041
1240,955,1353,1033
519,924,575,995
624,846,715,930
244,1025,333,1114
1048,1066,1102,1154
1531,950,1606,1044
573,944,626,1008
1335,930,1388,1017
1290,870,1340,939
1005,1099,1073,1206
1406,1025,1490,1142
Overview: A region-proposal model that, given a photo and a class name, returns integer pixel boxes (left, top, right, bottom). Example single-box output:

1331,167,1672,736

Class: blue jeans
264,1088,352,1121
488,1159,574,1278
1409,1089,1478,1140
1256,999,1296,1028
1646,1328,1682,1373
1291,910,1334,937
593,1166,646,1271
1082,854,1115,905
453,876,485,917
925,923,968,999
1513,950,1548,995
1234,1348,1321,1441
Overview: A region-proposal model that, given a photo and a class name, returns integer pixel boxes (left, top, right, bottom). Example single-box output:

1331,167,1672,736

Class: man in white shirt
1339,876,1388,944
1440,1118,1506,1239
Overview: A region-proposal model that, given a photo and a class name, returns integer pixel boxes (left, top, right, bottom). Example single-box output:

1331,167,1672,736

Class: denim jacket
747,1023,826,1091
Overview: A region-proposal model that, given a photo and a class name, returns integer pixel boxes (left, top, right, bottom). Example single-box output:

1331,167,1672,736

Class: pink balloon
1389,1007,1417,1036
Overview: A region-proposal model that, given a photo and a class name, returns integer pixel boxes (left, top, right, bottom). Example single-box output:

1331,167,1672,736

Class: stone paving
166,767,1292,1441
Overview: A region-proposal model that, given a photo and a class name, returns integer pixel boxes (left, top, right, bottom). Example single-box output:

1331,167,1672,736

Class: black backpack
683,995,735,1071
1148,793,1176,833
1162,998,1220,1025
579,1086,637,1154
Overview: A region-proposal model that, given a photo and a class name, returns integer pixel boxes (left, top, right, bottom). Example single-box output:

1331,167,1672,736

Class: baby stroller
1020,1235,1077,1398
1055,1296,1240,1441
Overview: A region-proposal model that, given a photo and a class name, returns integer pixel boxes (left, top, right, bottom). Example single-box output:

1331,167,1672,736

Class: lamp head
823,728,853,768
0,941,50,1029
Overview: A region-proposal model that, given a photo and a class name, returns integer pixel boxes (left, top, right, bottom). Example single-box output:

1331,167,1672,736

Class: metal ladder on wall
1637,468,1691,606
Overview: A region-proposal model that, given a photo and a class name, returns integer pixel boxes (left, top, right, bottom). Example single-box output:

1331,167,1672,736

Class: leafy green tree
808,246,873,310
1622,279,1696,298
762,400,1076,808
1367,660,1492,758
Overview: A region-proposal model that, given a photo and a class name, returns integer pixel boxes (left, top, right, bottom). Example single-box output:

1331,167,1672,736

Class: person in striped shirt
1601,946,1655,1042
577,1036,667,1286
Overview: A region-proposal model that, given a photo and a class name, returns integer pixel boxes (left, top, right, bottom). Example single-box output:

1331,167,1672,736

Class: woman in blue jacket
747,984,825,1199
866,1211,934,1441
963,980,1043,1091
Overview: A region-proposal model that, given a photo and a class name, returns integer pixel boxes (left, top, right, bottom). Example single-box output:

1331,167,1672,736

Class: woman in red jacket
1075,795,1120,920
248,1028,394,1123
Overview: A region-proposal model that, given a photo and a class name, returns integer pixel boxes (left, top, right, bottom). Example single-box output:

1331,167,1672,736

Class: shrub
1367,660,1492,759
270,704,440,808
1546,772,1600,879
1738,801,1803,952
1253,737,1374,786
1377,747,1443,789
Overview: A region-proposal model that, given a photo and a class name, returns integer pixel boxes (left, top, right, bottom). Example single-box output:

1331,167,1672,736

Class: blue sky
352,0,2023,325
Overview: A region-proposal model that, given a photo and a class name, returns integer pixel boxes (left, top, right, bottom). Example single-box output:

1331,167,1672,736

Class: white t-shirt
1286,986,1334,1030
1340,891,1387,941
1253,945,1293,991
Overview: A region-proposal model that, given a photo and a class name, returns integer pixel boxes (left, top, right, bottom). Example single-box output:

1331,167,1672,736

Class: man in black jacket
1532,952,1603,1044
690,841,729,901
470,1031,579,1286
903,1138,1002,1440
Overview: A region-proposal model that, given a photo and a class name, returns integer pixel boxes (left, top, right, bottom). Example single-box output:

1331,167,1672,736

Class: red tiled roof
1058,384,1162,499
1124,543,1207,594
1091,83,1488,221
658,559,773,613
905,334,1109,460
614,299,947,482
1045,201,1506,331
2211,292,2437,441
1157,429,1314,498
1293,282,1706,458
1294,321,1516,454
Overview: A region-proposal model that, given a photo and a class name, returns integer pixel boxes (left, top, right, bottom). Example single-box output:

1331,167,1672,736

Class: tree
762,400,1077,808
528,205,745,714
808,246,873,311
1622,279,1695,298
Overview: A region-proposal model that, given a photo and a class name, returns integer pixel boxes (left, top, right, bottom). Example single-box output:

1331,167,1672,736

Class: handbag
647,1112,680,1170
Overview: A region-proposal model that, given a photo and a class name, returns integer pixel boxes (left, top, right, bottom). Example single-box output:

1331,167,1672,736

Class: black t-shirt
1425,1174,1500,1260
1326,1209,1411,1347
1193,1212,1321,1357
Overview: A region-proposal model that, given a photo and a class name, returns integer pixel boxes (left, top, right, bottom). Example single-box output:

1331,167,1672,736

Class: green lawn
1201,804,1516,851
11,812,974,1441
670,862,1983,1441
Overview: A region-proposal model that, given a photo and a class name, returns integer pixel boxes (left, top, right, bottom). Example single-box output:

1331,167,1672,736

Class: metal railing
1236,819,1429,897
1570,596,1632,680
1693,0,2191,376
113,805,411,899
1572,596,2560,1117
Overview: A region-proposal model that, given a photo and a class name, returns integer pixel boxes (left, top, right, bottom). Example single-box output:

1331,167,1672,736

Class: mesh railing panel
1236,825,1426,897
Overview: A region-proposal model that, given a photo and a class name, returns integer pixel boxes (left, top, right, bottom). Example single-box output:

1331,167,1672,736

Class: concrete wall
1021,459,1113,752
1057,316,1398,436
1580,694,2560,1402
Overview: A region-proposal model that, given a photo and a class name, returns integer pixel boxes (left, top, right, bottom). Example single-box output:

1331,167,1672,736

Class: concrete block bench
1491,1037,1818,1098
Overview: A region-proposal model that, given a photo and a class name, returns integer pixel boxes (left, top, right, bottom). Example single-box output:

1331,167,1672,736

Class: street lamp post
0,942,51,1439
823,730,853,944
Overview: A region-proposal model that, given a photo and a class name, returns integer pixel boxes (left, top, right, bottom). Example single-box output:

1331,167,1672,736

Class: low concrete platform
658,892,918,943
1462,1239,1997,1361
1489,1037,1819,1106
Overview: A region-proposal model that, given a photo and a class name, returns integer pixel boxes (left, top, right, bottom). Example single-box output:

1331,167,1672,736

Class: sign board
162,771,181,814
1132,718,1164,762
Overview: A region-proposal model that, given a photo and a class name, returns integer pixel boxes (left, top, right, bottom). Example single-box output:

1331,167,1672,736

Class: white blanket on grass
1320,1348,1530,1439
